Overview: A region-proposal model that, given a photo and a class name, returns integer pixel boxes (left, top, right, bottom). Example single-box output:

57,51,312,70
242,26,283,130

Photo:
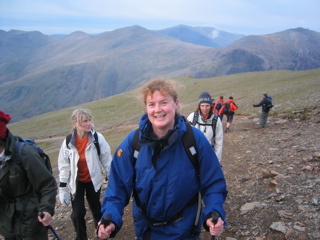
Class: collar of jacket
69,129,96,148
138,113,187,147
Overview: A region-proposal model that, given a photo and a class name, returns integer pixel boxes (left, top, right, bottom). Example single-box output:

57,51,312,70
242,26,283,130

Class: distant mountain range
1,25,319,122
156,25,245,48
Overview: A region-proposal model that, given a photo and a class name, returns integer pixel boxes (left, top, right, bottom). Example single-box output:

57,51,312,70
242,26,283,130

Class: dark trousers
259,111,269,128
226,113,234,123
71,181,102,240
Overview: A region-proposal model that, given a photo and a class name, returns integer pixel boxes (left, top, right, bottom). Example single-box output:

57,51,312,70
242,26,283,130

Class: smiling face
146,90,179,138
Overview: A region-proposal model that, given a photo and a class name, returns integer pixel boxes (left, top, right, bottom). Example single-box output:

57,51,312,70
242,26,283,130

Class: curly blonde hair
140,79,178,105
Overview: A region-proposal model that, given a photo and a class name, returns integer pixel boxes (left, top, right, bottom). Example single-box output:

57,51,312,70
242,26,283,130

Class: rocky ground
219,114,320,240
5,111,319,240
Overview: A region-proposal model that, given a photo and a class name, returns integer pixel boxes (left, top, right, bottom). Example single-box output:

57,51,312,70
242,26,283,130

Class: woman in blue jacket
98,79,228,239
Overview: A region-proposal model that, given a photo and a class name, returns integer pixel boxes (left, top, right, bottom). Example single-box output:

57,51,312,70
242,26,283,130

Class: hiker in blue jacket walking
98,79,228,240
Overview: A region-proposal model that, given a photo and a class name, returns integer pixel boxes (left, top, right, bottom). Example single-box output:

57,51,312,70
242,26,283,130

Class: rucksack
191,111,218,139
266,96,274,108
14,136,52,174
222,102,231,114
215,101,223,111
66,131,100,156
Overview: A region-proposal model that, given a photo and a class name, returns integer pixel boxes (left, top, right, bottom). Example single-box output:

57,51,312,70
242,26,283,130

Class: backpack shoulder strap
211,113,218,138
181,122,199,179
132,129,141,162
66,134,72,149
13,136,25,163
12,138,26,174
181,120,202,236
93,131,100,156
191,111,198,126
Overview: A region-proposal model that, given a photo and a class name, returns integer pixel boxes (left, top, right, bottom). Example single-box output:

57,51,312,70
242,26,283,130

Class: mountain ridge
1,25,320,122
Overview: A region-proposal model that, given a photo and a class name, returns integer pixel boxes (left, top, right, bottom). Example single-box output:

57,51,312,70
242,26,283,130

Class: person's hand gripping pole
38,212,61,240
210,212,224,240
97,214,116,240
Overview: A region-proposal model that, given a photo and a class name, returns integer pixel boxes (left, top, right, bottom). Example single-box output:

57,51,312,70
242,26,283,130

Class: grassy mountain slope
7,69,320,175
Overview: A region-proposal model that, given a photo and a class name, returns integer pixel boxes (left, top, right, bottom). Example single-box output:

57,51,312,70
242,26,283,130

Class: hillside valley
1,26,320,122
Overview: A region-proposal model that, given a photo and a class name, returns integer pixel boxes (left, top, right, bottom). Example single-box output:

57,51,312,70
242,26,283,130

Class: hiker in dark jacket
0,110,57,240
98,79,227,240
253,93,271,128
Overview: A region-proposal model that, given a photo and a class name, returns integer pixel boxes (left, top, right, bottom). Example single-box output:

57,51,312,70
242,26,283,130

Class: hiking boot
225,128,230,133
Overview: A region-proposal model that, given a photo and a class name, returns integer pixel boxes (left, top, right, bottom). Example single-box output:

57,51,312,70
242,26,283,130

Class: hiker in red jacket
218,96,238,132
214,96,224,118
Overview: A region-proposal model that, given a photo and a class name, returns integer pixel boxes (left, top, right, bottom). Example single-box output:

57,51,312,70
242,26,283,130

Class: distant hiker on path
253,93,272,128
187,91,224,162
98,79,227,240
214,96,225,120
0,110,57,240
211,98,216,108
218,96,238,133
58,108,112,240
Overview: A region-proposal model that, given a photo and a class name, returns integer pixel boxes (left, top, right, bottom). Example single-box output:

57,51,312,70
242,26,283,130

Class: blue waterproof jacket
101,114,227,239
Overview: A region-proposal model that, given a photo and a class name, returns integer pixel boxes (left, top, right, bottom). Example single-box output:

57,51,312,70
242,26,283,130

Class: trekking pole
38,212,61,240
97,213,112,240
211,212,220,240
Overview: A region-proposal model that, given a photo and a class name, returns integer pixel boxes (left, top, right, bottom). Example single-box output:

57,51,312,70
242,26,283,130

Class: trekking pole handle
211,212,220,240
97,213,113,240
101,213,112,226
38,211,45,219
38,212,61,240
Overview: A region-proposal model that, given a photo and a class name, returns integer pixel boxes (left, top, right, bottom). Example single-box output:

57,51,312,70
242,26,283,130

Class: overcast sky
1,0,319,36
